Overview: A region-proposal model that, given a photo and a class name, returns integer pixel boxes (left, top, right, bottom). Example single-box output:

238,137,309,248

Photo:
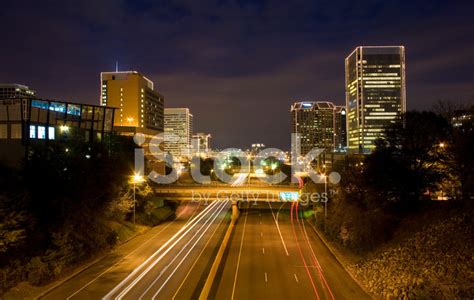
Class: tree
446,107,474,202
364,111,451,211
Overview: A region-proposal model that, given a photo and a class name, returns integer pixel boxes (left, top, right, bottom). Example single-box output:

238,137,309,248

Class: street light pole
131,173,144,228
324,174,328,219
133,180,136,227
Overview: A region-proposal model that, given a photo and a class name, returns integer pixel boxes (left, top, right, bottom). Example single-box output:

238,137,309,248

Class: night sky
1,0,473,150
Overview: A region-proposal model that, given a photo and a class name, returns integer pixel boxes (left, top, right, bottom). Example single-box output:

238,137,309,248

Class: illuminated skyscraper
164,108,193,158
345,46,406,153
100,71,164,134
291,101,336,156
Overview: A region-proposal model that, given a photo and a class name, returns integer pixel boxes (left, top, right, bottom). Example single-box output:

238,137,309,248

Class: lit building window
11,124,22,139
0,124,7,139
29,125,36,139
48,127,55,140
38,126,46,139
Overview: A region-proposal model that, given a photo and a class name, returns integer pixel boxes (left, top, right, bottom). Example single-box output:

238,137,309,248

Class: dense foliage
312,109,473,252
0,134,136,291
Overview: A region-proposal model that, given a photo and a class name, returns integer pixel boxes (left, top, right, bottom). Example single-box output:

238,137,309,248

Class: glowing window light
29,125,36,138
48,127,55,140
38,126,46,139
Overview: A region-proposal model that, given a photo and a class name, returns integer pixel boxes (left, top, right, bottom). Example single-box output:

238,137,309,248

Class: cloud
0,0,473,149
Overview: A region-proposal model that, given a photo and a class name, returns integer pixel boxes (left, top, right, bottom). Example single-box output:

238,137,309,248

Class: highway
41,201,230,300
41,199,369,300
213,201,369,300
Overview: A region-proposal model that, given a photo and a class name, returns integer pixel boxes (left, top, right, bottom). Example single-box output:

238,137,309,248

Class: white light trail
103,201,219,300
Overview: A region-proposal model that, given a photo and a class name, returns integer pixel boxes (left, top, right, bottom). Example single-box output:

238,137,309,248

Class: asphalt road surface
42,201,230,300
41,200,369,300
213,202,369,300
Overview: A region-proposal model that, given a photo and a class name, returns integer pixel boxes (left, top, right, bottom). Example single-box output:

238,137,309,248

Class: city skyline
0,1,473,150
0,2,472,299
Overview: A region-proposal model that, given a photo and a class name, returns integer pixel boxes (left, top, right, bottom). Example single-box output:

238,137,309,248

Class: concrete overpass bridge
154,184,300,202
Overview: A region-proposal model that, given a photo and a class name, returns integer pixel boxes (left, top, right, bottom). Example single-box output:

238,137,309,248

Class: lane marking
231,202,249,300
171,203,228,300
264,272,268,283
103,201,219,299
149,201,229,300
66,201,199,300
267,201,289,256
139,201,227,299
292,202,320,300
294,273,299,283
260,231,263,237
262,247,265,255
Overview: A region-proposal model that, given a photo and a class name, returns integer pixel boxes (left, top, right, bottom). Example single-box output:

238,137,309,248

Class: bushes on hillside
312,110,473,251
0,134,136,294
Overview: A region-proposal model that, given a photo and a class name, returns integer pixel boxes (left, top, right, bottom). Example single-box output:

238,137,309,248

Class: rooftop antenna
115,61,119,72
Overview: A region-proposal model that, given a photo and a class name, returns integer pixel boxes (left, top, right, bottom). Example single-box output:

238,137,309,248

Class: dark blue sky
1,0,473,149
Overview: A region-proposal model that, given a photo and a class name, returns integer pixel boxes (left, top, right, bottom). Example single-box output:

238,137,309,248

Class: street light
131,173,145,227
60,125,69,133
321,173,328,219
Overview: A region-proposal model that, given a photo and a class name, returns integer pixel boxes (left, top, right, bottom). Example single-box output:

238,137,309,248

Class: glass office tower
164,108,193,158
291,101,337,156
345,46,406,153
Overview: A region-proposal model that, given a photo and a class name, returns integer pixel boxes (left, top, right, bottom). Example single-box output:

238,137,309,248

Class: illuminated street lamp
130,173,145,227
439,142,446,148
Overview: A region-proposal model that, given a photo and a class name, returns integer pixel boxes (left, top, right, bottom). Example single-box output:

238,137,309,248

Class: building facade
345,46,406,153
334,105,347,152
452,108,474,133
164,108,193,158
251,143,266,155
100,71,164,133
0,97,115,167
0,84,36,99
291,101,337,156
191,132,211,155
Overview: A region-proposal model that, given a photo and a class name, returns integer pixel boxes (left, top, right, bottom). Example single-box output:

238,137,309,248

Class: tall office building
191,132,211,155
100,71,164,134
0,84,36,99
291,101,337,156
164,108,193,158
345,46,406,153
334,105,347,151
